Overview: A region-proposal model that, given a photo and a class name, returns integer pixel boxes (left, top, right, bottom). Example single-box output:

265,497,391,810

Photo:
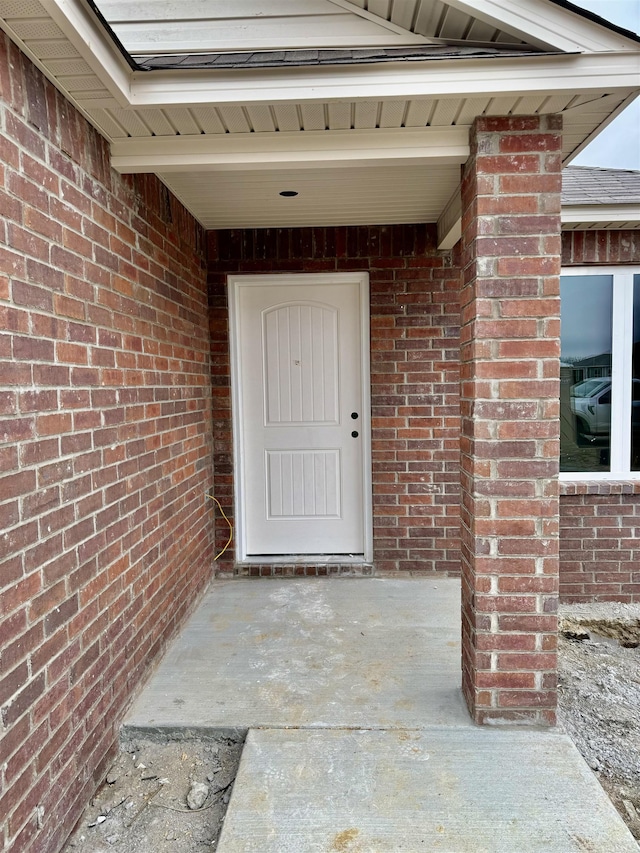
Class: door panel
232,275,369,557
266,449,340,518
264,303,339,425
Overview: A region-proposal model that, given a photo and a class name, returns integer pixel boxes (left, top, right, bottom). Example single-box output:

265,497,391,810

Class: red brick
2,672,46,727
499,134,561,153
498,653,557,670
502,167,563,190
477,154,542,174
498,690,556,708
477,116,542,132
0,471,36,500
476,672,536,688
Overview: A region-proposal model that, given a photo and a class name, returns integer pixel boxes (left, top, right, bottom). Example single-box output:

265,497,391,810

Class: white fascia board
40,0,131,106
445,0,640,53
437,186,463,251
562,205,640,225
564,92,639,163
127,53,640,109
110,126,471,174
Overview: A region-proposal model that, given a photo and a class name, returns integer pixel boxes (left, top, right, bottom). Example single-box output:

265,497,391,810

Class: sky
571,0,640,170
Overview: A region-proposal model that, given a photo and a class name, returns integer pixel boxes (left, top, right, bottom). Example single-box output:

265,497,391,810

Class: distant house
567,351,612,383
1,2,639,851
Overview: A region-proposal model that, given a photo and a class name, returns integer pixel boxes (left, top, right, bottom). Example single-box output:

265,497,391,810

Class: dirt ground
558,602,640,846
62,730,244,853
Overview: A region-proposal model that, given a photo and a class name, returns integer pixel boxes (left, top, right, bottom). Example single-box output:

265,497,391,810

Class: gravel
62,731,244,853
558,603,640,845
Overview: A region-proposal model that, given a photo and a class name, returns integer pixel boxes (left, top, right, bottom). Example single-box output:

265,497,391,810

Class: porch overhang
2,0,639,235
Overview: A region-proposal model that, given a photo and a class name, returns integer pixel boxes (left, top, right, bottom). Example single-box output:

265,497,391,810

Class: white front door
230,273,371,559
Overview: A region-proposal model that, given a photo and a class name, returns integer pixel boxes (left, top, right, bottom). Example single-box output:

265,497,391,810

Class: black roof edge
548,0,640,44
135,45,563,72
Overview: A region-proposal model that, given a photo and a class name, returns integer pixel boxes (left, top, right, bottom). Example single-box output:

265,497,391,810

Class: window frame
560,265,640,481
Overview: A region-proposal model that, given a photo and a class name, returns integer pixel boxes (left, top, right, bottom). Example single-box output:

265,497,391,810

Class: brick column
460,116,562,725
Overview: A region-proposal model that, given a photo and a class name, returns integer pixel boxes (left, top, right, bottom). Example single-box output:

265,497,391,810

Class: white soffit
103,91,636,162
357,0,640,52
157,162,463,229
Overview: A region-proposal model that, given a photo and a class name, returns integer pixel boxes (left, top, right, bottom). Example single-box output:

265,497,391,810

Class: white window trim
560,265,640,482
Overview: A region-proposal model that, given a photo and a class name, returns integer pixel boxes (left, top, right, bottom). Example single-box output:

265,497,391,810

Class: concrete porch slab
217,727,638,853
126,576,638,851
125,577,470,730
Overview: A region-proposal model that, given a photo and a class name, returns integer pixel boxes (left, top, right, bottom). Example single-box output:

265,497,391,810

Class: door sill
240,554,367,565
227,560,374,578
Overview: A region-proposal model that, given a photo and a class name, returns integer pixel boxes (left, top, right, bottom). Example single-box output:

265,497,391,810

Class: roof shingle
562,166,640,206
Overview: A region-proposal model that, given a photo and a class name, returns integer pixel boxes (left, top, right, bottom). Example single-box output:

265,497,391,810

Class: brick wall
560,231,640,603
560,483,640,602
562,229,640,265
207,225,462,575
0,35,214,853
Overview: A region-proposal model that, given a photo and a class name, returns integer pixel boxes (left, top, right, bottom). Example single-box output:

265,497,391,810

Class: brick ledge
560,480,640,496
218,564,375,578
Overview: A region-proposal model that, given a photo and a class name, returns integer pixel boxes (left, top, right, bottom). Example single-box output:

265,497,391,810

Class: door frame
228,272,373,564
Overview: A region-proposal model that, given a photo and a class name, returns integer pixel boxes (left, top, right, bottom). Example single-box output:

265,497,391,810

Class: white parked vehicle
570,378,640,445
570,378,611,443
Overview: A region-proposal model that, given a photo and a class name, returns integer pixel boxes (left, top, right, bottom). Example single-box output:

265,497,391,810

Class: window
560,269,640,477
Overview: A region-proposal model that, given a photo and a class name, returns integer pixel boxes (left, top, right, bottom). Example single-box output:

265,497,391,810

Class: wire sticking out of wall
206,493,233,561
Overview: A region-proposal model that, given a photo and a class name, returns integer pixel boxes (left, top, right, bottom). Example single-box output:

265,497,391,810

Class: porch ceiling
157,162,463,230
0,0,638,232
